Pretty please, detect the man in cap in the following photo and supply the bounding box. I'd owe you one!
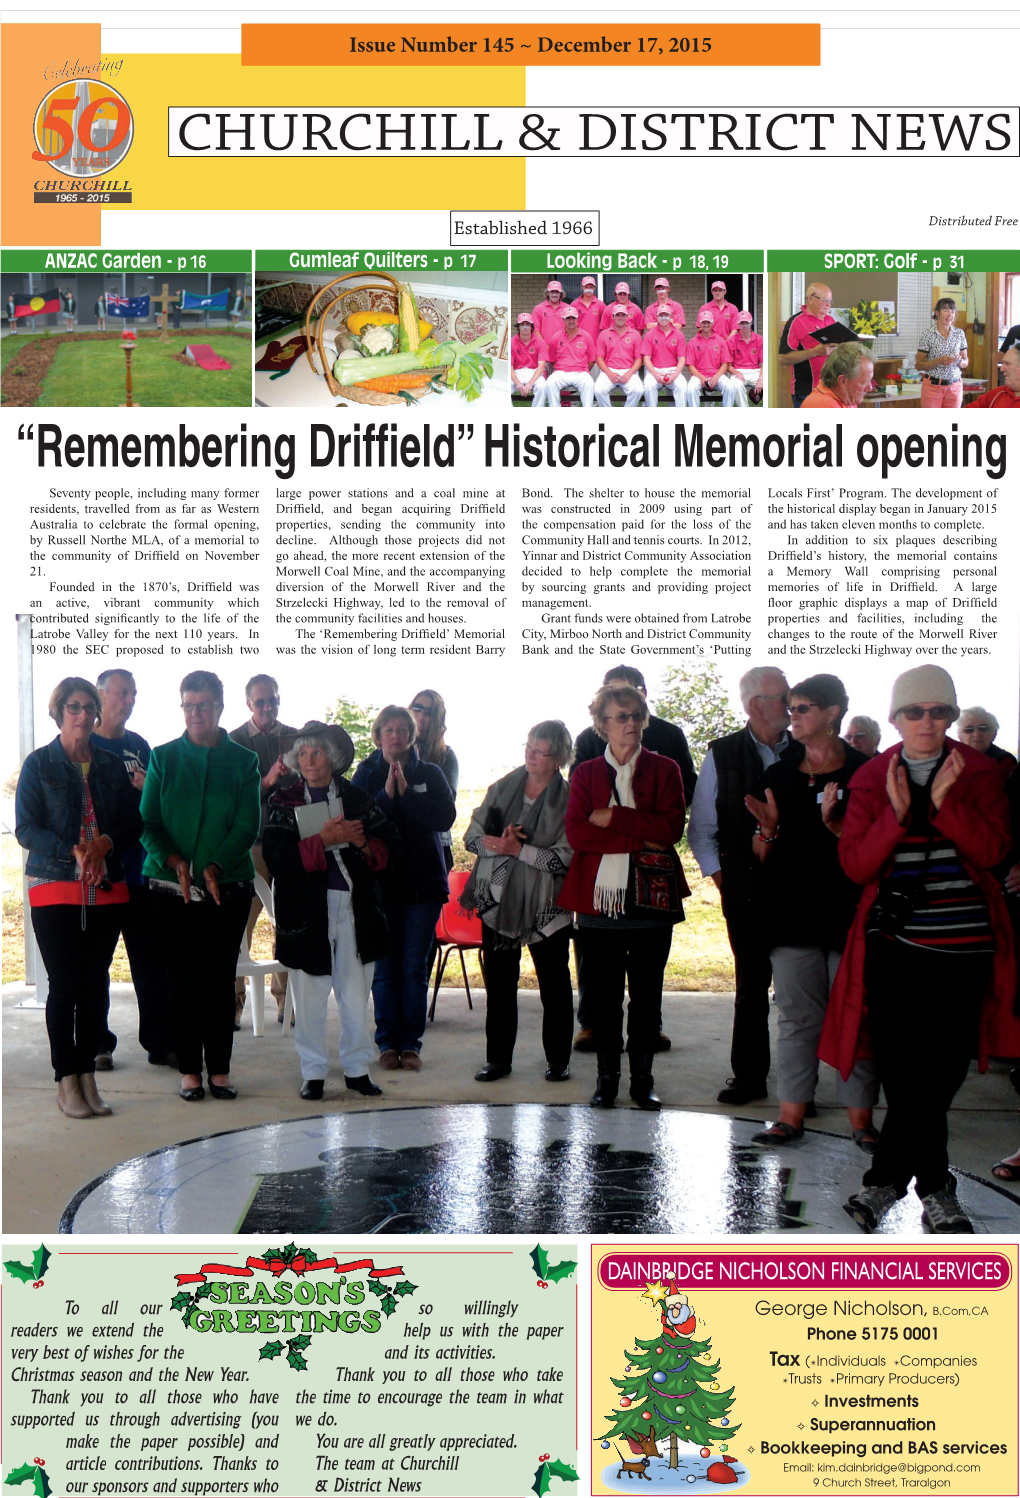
[967,346,1020,409]
[801,342,874,409]
[571,276,606,343]
[645,276,685,330]
[642,303,688,407]
[685,312,738,407]
[532,280,567,345]
[510,311,549,407]
[726,310,764,406]
[545,305,597,407]
[599,281,644,333]
[697,281,738,341]
[779,282,836,407]
[594,303,645,407]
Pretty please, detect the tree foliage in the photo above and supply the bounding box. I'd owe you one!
[325,696,377,766]
[653,662,742,769]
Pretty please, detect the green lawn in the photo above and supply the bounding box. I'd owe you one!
[34,334,251,407]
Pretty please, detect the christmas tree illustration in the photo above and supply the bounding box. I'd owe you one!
[601,1282,740,1474]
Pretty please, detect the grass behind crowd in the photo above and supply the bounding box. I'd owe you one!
[1,787,735,991]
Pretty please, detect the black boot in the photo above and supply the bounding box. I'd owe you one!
[628,1053,661,1112]
[590,1054,620,1108]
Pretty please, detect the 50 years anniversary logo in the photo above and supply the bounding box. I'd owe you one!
[31,75,133,200]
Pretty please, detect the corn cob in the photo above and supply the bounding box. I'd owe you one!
[398,283,422,353]
[348,309,432,341]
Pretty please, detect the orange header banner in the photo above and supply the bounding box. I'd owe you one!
[242,24,820,69]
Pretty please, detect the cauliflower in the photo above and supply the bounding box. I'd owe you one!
[359,323,397,356]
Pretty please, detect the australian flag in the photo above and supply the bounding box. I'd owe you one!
[107,294,150,318]
[181,288,230,311]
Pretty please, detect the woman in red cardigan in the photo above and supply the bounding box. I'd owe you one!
[558,683,688,1110]
[819,664,1018,1234]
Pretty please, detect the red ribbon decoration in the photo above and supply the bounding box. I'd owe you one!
[175,1257,404,1288]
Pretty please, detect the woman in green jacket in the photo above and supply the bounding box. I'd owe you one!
[141,671,261,1101]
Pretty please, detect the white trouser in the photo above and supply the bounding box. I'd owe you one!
[512,368,548,407]
[546,370,595,407]
[288,889,375,1079]
[730,368,761,407]
[686,373,738,408]
[643,368,688,407]
[594,369,644,407]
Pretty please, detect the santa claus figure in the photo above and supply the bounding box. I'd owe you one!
[660,1284,697,1338]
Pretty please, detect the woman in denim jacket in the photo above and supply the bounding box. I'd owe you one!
[16,677,141,1119]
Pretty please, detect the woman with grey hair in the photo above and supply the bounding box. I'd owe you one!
[958,707,1015,768]
[845,715,882,759]
[559,684,688,1109]
[262,722,400,1100]
[462,721,575,1082]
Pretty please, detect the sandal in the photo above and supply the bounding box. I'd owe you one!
[853,1127,881,1154]
[751,1121,805,1145]
[991,1158,1020,1181]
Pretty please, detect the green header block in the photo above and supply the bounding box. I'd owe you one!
[256,249,509,274]
[1,250,251,274]
[511,250,764,273]
[767,250,1019,273]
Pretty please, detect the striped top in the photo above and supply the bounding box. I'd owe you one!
[869,757,993,953]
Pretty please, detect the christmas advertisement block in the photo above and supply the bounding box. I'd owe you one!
[591,1245,1018,1497]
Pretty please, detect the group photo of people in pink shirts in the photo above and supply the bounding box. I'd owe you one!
[510,271,765,409]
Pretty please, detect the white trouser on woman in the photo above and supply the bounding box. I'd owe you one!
[643,368,688,407]
[545,369,595,406]
[686,373,738,407]
[594,369,644,407]
[288,888,375,1079]
[730,368,760,407]
[512,369,548,407]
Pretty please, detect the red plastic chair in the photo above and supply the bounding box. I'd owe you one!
[428,869,486,1021]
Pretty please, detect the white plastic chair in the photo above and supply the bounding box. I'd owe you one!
[235,873,289,1037]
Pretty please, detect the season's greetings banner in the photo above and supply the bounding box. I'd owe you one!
[2,1239,578,1498]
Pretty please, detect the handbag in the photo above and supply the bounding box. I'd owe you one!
[609,781,682,915]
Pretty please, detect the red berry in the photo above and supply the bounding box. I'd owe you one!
[700,1448,712,1458]
[642,1411,652,1420]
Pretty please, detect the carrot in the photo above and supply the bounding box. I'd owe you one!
[359,366,449,394]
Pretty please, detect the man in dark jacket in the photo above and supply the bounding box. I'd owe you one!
[687,666,790,1104]
[570,664,697,1052]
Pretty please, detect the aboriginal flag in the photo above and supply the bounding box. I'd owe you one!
[12,288,61,317]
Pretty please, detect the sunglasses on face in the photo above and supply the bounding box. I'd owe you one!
[252,697,279,709]
[65,702,97,719]
[898,705,954,722]
[789,702,820,716]
[960,724,989,733]
[604,712,643,725]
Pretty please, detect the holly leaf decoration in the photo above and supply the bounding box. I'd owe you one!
[531,1462,552,1497]
[286,1346,308,1371]
[288,1334,312,1352]
[548,1460,579,1482]
[367,1281,390,1298]
[378,1293,398,1317]
[395,1281,417,1297]
[4,1466,38,1487]
[530,1244,550,1280]
[33,1245,52,1280]
[259,1341,284,1361]
[545,1258,577,1284]
[193,1283,216,1302]
[4,1244,51,1285]
[34,1471,52,1498]
[293,1248,315,1273]
[170,1292,192,1313]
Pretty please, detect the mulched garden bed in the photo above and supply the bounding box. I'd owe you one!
[1,328,251,408]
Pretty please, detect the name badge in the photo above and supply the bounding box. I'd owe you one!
[816,788,844,805]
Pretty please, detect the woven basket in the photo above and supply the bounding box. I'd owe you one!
[302,272,406,396]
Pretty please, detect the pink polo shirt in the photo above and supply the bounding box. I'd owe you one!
[727,330,764,370]
[532,299,567,345]
[572,295,606,341]
[644,298,685,330]
[686,332,730,381]
[511,334,548,371]
[697,300,738,340]
[547,328,598,373]
[599,300,644,333]
[642,326,687,369]
[596,326,644,370]
[786,309,836,390]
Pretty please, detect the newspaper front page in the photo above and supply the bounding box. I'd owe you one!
[1,8,1018,1498]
